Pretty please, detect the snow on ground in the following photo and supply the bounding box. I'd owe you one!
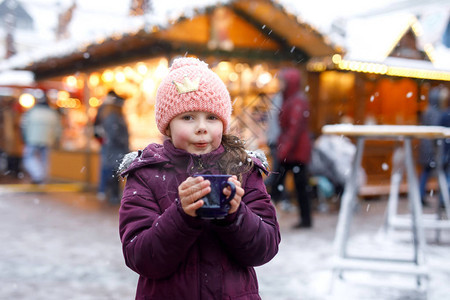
[0,188,449,299]
[256,198,450,300]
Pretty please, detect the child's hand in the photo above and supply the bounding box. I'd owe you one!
[178,176,210,217]
[224,175,244,214]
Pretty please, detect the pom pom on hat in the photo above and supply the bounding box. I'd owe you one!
[155,57,232,135]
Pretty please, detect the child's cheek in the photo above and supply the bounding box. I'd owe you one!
[213,131,223,148]
[172,128,190,146]
[178,129,191,141]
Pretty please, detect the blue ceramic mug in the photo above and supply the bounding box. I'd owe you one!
[194,174,236,219]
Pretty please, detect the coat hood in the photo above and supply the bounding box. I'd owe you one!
[119,140,269,177]
[119,139,225,177]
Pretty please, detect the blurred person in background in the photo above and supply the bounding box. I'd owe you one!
[271,68,312,229]
[96,91,129,204]
[94,90,118,199]
[265,91,291,211]
[20,90,62,184]
[418,86,447,207]
[438,86,450,209]
[1,98,24,178]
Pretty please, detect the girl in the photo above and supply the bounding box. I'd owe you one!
[119,57,280,299]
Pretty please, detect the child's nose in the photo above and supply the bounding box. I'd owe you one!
[196,118,207,133]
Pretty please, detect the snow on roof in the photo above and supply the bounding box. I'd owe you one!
[0,0,401,72]
[340,2,450,71]
[1,0,450,75]
[344,12,415,62]
[0,69,34,85]
[65,1,225,43]
[0,0,230,72]
[278,0,394,34]
[434,44,450,70]
[382,56,449,72]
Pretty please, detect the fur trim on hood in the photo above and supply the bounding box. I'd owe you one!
[117,150,141,176]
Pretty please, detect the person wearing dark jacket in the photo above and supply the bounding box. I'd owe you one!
[271,68,312,228]
[118,57,280,299]
[98,92,129,204]
[418,87,445,206]
[438,87,450,208]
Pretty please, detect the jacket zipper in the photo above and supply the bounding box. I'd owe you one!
[191,157,204,172]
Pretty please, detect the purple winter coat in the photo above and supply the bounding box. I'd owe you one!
[119,140,280,299]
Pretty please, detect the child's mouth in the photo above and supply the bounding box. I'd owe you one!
[194,143,208,148]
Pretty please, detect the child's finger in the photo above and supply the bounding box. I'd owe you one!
[179,178,210,204]
[178,176,203,192]
[185,199,204,215]
[188,184,210,203]
[228,175,241,187]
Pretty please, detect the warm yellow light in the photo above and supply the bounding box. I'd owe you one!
[241,68,254,90]
[424,43,435,62]
[72,98,81,108]
[155,59,169,78]
[88,73,100,87]
[19,93,35,108]
[56,97,81,108]
[142,78,156,95]
[65,75,78,88]
[218,61,232,72]
[235,63,245,73]
[411,16,423,36]
[102,70,114,82]
[332,54,342,64]
[257,72,272,87]
[158,57,168,67]
[115,71,126,83]
[76,78,84,89]
[137,63,148,75]
[89,97,101,107]
[124,66,135,78]
[307,62,326,72]
[335,59,450,81]
[228,72,239,82]
[58,90,70,100]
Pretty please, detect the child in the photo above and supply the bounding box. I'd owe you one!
[118,57,280,299]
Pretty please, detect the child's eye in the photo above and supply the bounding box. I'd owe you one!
[207,114,219,120]
[181,115,193,121]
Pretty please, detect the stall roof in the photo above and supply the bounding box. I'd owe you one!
[231,0,339,57]
[0,0,340,80]
[307,5,450,82]
[344,13,428,63]
[340,4,450,70]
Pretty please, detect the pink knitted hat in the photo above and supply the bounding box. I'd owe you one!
[155,57,232,135]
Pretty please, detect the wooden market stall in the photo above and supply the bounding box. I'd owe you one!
[307,14,450,187]
[14,0,339,186]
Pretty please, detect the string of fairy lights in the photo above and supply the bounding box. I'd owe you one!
[307,15,450,82]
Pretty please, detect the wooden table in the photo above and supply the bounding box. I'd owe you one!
[322,124,449,285]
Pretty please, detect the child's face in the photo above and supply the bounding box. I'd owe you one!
[166,111,223,155]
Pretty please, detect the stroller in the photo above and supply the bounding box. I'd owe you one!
[309,134,366,212]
